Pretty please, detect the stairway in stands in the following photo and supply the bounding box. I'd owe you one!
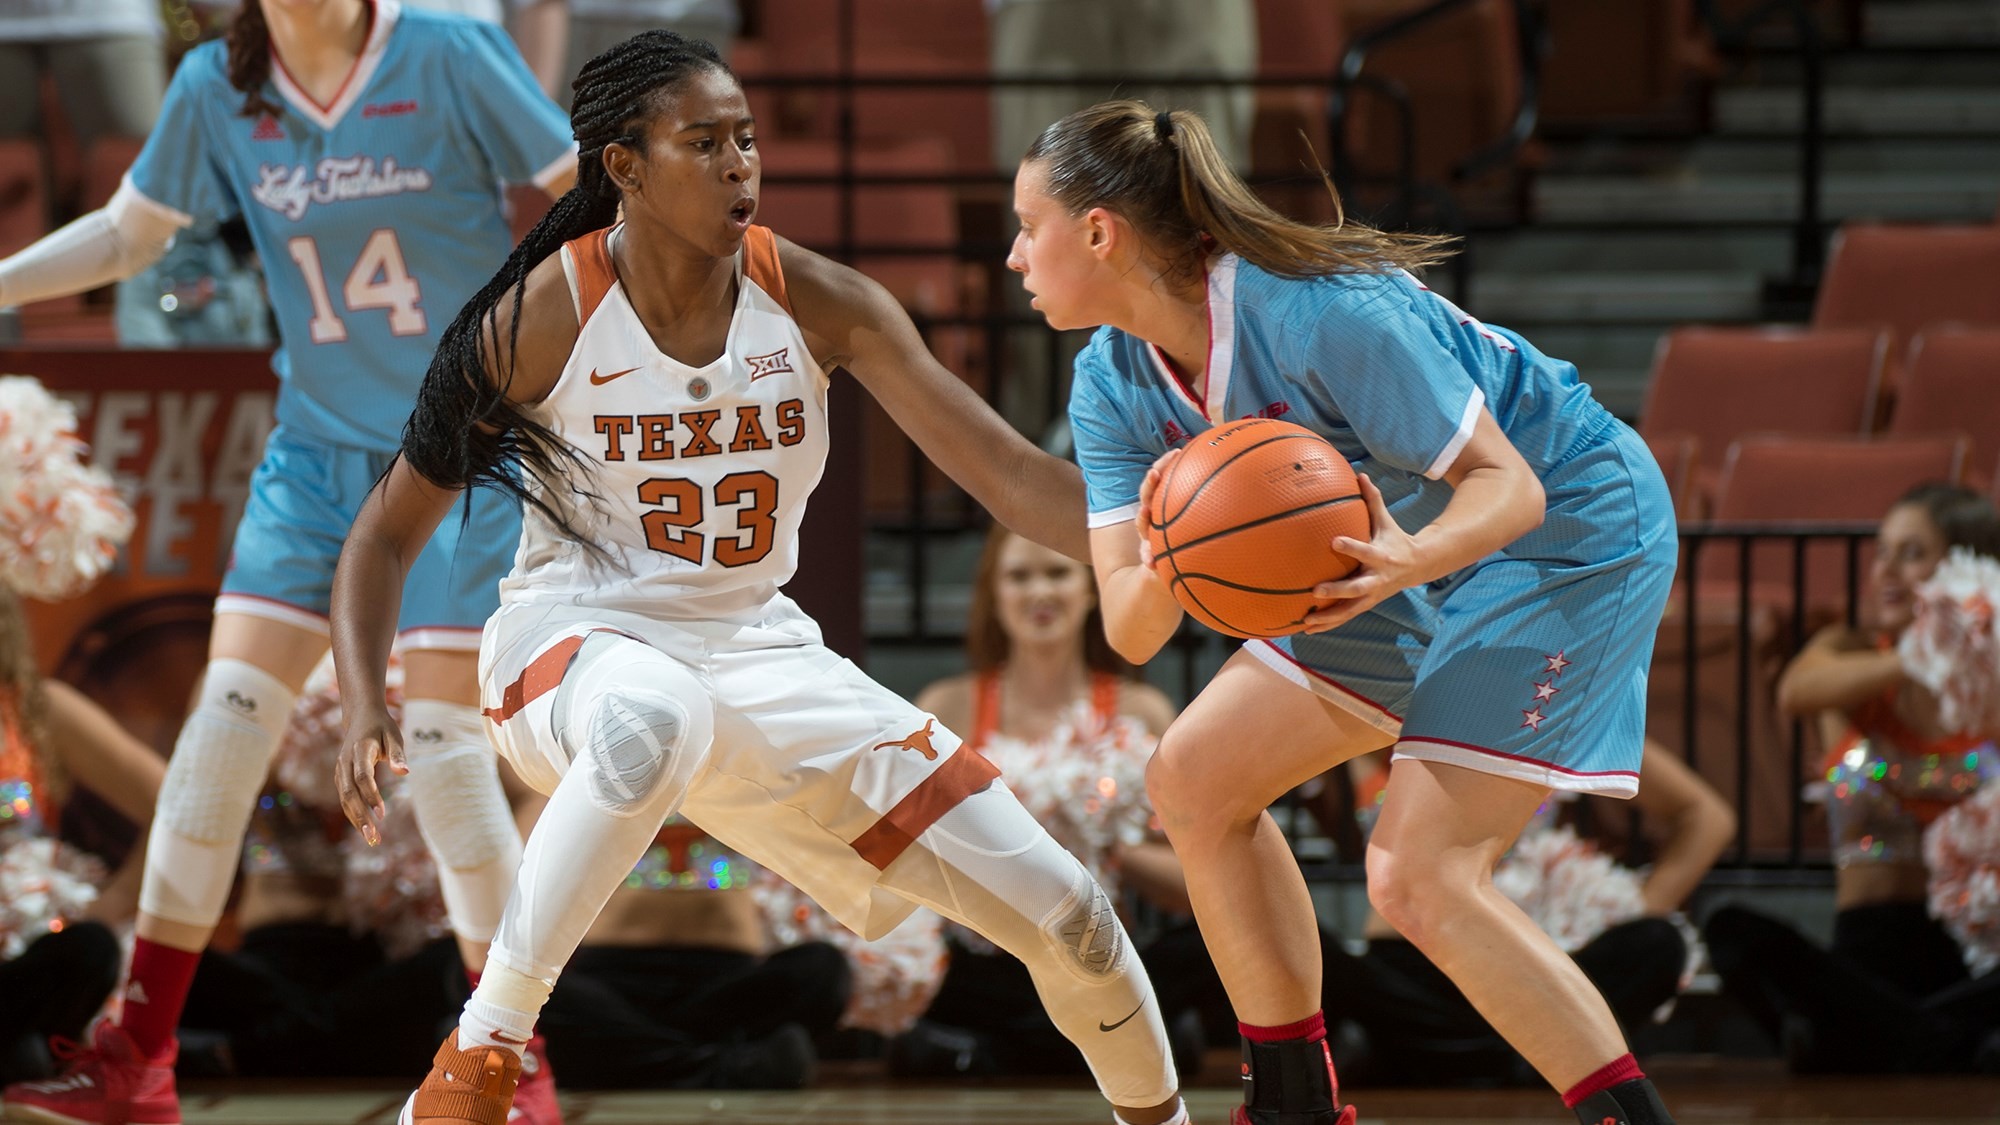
[1469,0,2000,419]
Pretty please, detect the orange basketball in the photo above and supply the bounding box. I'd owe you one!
[1143,418,1370,638]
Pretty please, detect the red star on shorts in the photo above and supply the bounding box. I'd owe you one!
[1543,651,1571,676]
[1533,680,1560,702]
[1521,708,1548,731]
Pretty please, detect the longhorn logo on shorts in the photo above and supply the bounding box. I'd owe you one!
[872,717,941,760]
[746,347,794,382]
[412,728,444,744]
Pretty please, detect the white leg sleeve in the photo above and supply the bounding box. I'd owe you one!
[485,633,714,987]
[878,782,1179,1109]
[139,659,295,929]
[400,699,523,947]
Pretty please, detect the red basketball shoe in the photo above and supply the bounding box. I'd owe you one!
[507,1034,563,1125]
[1228,1106,1357,1125]
[1,1022,180,1125]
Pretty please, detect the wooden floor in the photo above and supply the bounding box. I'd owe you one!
[158,1062,2000,1124]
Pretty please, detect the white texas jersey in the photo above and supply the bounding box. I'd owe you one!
[498,224,828,619]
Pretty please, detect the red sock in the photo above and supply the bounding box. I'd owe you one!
[121,938,201,1059]
[466,968,481,990]
[1562,1054,1644,1108]
[1238,1011,1327,1043]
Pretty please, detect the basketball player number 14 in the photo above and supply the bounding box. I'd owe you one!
[286,230,426,344]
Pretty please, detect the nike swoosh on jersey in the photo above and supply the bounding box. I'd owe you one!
[589,366,642,385]
[1099,1002,1145,1033]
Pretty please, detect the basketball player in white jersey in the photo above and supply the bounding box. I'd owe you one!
[328,31,1187,1125]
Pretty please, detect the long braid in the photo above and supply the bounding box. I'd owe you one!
[399,31,729,542]
[225,1,284,120]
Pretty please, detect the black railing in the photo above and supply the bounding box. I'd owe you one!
[1697,0,1832,290]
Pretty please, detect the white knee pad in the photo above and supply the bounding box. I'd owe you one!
[551,633,713,820]
[140,658,296,928]
[401,699,523,945]
[488,635,714,982]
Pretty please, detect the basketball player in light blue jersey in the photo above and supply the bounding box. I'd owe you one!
[1009,102,1681,1125]
[0,4,574,1122]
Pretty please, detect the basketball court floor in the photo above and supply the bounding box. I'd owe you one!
[152,1063,2000,1123]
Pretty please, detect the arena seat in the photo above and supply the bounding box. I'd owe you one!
[1335,0,1528,217]
[1812,224,2000,380]
[0,138,47,259]
[1638,326,1887,517]
[81,136,146,212]
[1643,431,1699,518]
[1250,0,1346,222]
[1706,433,1970,613]
[1538,0,1709,128]
[1886,327,2000,493]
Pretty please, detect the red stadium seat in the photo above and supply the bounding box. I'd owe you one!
[1336,0,1529,217]
[1539,0,1709,127]
[1705,433,1970,613]
[1250,0,1346,221]
[1813,224,2000,379]
[0,138,48,259]
[1643,431,1699,518]
[1888,327,2000,492]
[81,136,146,212]
[1638,326,1887,516]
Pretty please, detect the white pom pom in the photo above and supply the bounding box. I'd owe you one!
[0,376,135,600]
[1900,548,2000,738]
[1925,782,2000,976]
[1494,825,1648,952]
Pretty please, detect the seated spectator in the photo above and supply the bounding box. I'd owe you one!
[1705,483,2000,1073]
[1329,741,1734,1087]
[892,525,1206,1077]
[0,1,165,189]
[533,812,857,1091]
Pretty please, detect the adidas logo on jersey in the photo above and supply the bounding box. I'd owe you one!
[251,115,285,141]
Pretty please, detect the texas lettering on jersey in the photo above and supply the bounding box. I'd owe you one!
[592,400,807,461]
[250,155,435,221]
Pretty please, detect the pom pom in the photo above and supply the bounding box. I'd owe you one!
[0,376,135,600]
[1900,547,2000,738]
[1925,781,2000,976]
[1492,825,1647,952]
[0,836,106,959]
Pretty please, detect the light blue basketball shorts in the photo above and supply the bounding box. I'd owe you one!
[1249,423,1678,797]
[219,425,520,651]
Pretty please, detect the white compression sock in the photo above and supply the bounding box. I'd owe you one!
[459,961,549,1055]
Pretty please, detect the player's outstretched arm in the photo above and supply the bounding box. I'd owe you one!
[0,184,183,309]
[330,457,460,842]
[784,243,1091,562]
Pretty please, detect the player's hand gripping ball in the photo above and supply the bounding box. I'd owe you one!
[1142,418,1371,638]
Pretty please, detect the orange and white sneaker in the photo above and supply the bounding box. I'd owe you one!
[397,1031,523,1125]
[506,1035,563,1125]
[1,1022,181,1125]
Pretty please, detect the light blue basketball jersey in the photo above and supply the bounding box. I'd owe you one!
[127,2,574,452]
[1069,255,1620,561]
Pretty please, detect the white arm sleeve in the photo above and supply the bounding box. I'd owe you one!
[0,176,190,308]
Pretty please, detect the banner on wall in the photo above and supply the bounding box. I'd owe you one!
[0,349,277,675]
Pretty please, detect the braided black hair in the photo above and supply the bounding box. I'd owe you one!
[399,31,729,539]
